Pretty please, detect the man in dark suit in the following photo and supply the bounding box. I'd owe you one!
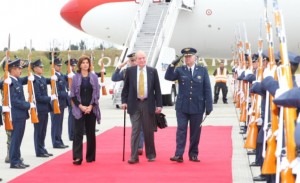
[121,50,163,164]
[165,47,213,163]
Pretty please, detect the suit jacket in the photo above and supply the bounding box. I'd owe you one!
[165,65,213,114]
[121,66,162,115]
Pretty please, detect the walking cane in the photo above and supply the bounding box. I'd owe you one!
[122,108,126,161]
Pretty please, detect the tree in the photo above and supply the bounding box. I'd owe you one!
[79,40,86,50]
[70,44,79,50]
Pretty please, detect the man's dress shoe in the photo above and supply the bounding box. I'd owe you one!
[170,156,183,163]
[249,162,260,167]
[36,154,49,158]
[247,150,256,155]
[21,163,30,167]
[53,145,65,149]
[128,159,139,164]
[189,156,200,162]
[46,153,53,156]
[253,175,267,181]
[148,158,155,162]
[10,164,26,169]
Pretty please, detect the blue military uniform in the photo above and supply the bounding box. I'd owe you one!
[0,59,30,168]
[165,48,213,161]
[32,59,53,157]
[64,59,77,141]
[50,58,69,148]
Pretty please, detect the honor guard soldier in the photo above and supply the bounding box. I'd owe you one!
[50,58,69,149]
[65,58,77,141]
[0,59,34,169]
[213,60,229,104]
[31,59,54,157]
[165,47,213,162]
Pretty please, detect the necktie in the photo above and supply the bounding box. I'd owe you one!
[189,68,192,76]
[139,68,144,98]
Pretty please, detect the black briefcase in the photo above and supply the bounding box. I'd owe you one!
[155,113,167,129]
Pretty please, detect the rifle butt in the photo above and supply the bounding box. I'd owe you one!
[280,168,295,183]
[52,100,61,114]
[102,87,107,96]
[30,108,39,123]
[240,101,247,122]
[4,113,13,130]
[244,123,258,149]
[262,135,277,174]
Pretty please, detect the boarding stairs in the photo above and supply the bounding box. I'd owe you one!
[112,0,195,108]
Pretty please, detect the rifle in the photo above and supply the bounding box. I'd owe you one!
[262,2,278,174]
[27,40,39,123]
[3,34,13,130]
[50,46,61,114]
[273,1,296,181]
[98,49,107,95]
[67,43,73,92]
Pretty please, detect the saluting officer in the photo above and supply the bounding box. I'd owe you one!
[165,47,213,162]
[0,59,34,169]
[50,58,69,149]
[32,59,55,157]
[65,58,77,141]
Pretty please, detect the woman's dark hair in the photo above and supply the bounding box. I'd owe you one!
[77,55,91,73]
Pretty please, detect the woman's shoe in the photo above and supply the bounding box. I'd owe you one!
[73,159,82,165]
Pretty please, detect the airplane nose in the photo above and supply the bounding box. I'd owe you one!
[60,0,83,31]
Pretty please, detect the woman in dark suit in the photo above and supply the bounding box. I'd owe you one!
[71,55,101,165]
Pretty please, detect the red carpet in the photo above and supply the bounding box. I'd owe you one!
[10,126,232,183]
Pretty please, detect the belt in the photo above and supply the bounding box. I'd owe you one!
[137,98,147,101]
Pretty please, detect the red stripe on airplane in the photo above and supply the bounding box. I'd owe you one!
[60,0,133,31]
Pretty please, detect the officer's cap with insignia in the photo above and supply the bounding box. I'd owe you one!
[243,73,256,83]
[31,59,44,68]
[50,58,62,66]
[276,51,300,65]
[181,47,197,56]
[237,71,245,80]
[252,54,259,62]
[273,87,300,108]
[2,59,22,70]
[127,52,135,58]
[64,58,78,66]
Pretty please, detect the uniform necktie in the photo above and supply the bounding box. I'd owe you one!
[189,68,192,76]
[139,68,144,98]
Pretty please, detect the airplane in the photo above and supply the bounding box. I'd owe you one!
[60,0,300,59]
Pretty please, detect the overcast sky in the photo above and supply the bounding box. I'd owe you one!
[0,0,106,51]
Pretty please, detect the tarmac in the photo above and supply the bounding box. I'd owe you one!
[4,74,299,182]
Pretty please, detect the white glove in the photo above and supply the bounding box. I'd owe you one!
[4,77,12,85]
[274,88,288,99]
[50,94,57,101]
[68,72,75,79]
[51,75,58,81]
[244,69,252,76]
[100,82,105,87]
[28,74,34,81]
[30,102,36,108]
[68,91,71,96]
[256,118,263,126]
[101,69,105,73]
[2,106,10,113]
